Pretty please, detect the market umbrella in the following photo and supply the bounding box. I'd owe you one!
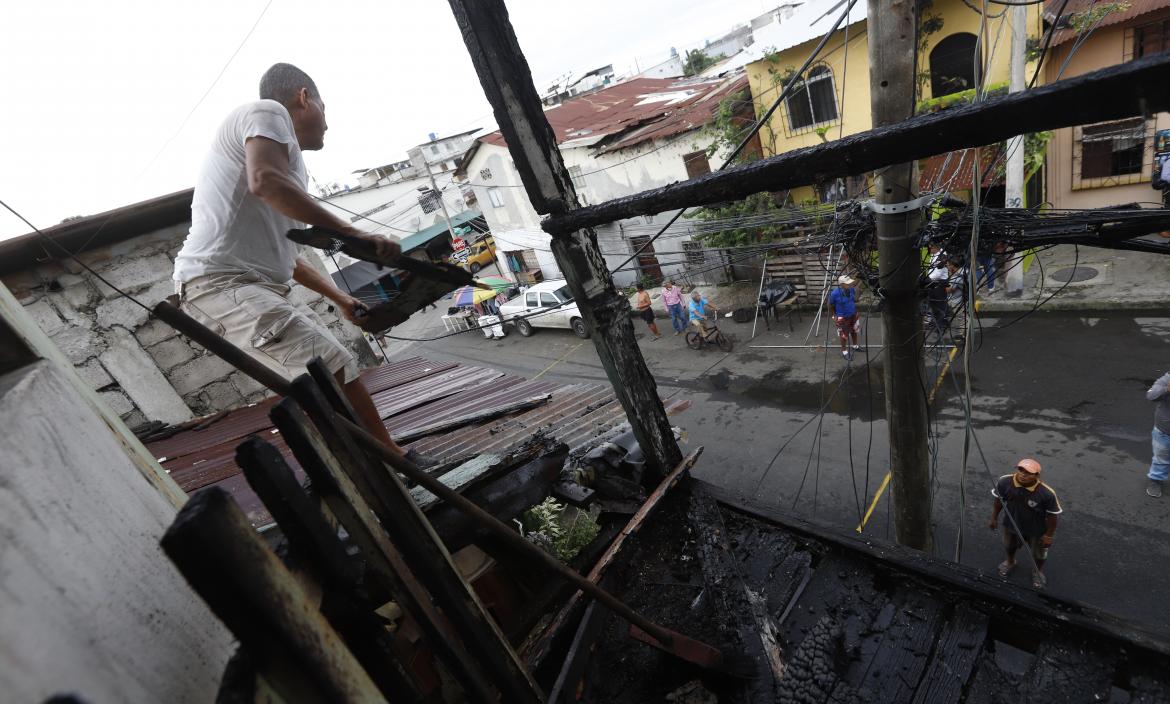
[474,275,512,292]
[453,285,499,306]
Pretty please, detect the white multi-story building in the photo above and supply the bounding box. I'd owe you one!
[456,73,750,287]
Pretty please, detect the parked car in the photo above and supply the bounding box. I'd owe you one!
[498,280,590,338]
[463,236,496,274]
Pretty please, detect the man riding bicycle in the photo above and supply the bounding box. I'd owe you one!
[688,290,717,334]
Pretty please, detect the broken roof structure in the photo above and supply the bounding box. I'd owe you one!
[457,74,750,175]
[146,355,690,529]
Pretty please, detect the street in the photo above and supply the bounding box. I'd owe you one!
[381,290,1170,634]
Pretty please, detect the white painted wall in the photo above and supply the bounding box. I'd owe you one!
[321,172,465,240]
[463,129,727,286]
[1,286,233,701]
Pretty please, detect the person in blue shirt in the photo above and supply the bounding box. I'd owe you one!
[828,274,862,360]
[688,290,716,334]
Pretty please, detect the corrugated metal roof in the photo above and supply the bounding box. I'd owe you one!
[146,355,689,529]
[1046,0,1170,47]
[476,74,750,155]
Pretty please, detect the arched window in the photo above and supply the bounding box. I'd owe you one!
[929,33,981,98]
[786,65,838,131]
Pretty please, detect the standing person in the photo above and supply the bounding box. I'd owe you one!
[989,458,1062,589]
[1144,370,1170,497]
[925,246,950,338]
[633,283,661,340]
[172,63,436,467]
[828,275,862,359]
[1154,156,1170,237]
[976,250,996,294]
[661,279,687,335]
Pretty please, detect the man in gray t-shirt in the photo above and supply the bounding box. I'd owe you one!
[172,63,432,466]
[1145,371,1170,497]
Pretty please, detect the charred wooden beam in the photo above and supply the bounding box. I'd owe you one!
[270,398,502,704]
[235,437,421,702]
[447,0,683,477]
[289,370,545,704]
[541,54,1170,236]
[160,487,385,704]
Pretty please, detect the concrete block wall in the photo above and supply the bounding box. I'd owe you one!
[2,222,379,429]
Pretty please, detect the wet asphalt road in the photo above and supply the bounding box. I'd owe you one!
[382,301,1170,634]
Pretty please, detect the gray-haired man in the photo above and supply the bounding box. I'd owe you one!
[172,63,432,465]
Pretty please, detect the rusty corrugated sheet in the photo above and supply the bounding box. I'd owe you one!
[371,365,505,419]
[1048,0,1170,47]
[147,356,690,529]
[477,75,749,154]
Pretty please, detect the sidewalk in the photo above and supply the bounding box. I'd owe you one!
[979,244,1170,313]
[648,244,1170,316]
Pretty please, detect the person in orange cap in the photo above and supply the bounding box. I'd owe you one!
[989,458,1063,589]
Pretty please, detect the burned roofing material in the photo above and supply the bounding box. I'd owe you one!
[146,355,690,528]
[472,75,750,156]
[570,480,1170,703]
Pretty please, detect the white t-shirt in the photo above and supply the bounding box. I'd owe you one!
[173,100,307,284]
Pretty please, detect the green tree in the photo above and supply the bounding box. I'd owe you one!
[683,48,722,77]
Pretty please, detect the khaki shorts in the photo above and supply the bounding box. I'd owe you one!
[177,272,358,385]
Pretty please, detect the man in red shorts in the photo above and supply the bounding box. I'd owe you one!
[828,275,862,360]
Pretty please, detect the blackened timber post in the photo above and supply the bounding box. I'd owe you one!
[446,0,683,474]
[867,0,932,551]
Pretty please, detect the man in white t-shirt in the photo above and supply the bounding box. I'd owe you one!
[173,63,431,465]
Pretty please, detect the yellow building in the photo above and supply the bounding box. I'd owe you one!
[1043,0,1170,210]
[742,0,1042,203]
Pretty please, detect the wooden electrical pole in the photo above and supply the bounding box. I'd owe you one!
[446,0,683,476]
[867,0,932,551]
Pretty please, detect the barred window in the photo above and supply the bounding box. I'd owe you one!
[1072,117,1154,190]
[418,188,442,213]
[786,65,838,131]
[1134,19,1170,59]
[683,241,705,266]
[568,165,587,189]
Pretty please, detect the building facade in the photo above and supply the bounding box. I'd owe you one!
[1044,0,1170,210]
[743,0,1042,202]
[457,75,750,287]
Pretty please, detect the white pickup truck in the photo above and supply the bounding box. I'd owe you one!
[497,280,590,338]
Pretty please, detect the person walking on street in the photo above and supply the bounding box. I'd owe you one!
[172,63,437,468]
[1144,370,1170,497]
[989,458,1062,589]
[828,274,862,360]
[661,279,687,335]
[633,283,661,340]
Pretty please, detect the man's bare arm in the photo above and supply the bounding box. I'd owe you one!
[293,257,365,323]
[245,136,400,262]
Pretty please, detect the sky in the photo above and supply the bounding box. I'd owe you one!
[0,0,776,239]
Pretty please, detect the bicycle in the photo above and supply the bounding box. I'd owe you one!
[685,318,733,352]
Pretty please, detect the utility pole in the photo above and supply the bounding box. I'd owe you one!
[425,154,459,246]
[867,0,932,551]
[1004,3,1028,297]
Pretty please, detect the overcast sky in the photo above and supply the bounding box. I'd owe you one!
[0,0,775,239]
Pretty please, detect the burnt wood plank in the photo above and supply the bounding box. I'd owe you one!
[701,480,1170,660]
[853,589,944,703]
[235,437,421,702]
[271,398,500,704]
[290,370,544,704]
[910,603,989,704]
[160,487,385,704]
[541,54,1170,236]
[547,601,612,704]
[690,490,783,701]
[1019,640,1118,704]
